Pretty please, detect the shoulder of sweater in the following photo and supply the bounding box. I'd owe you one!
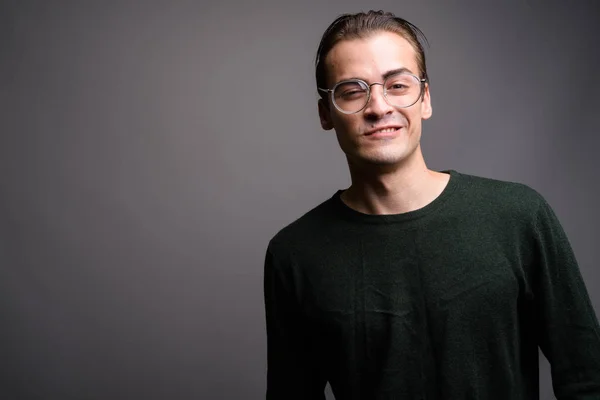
[267,192,338,253]
[454,170,547,216]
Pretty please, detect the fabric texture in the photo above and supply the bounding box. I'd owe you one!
[264,170,600,399]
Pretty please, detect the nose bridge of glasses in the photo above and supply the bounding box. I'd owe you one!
[368,81,385,91]
[366,81,391,107]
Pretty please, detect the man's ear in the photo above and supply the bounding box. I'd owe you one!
[420,84,433,120]
[318,99,334,130]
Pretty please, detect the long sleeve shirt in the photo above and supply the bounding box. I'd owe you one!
[263,170,600,399]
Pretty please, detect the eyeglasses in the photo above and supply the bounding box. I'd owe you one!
[318,72,427,114]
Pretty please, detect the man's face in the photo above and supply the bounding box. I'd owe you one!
[318,31,432,167]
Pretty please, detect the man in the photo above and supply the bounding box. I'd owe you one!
[263,10,600,399]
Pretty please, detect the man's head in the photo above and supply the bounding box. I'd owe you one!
[315,11,432,168]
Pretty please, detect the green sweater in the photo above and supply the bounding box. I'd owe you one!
[263,170,600,399]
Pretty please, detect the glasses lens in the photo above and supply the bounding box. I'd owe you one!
[384,73,422,108]
[333,81,369,113]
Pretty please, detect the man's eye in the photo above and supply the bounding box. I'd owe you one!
[342,90,365,97]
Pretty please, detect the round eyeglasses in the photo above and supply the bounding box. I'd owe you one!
[318,72,427,115]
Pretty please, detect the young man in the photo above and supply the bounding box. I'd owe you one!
[263,10,600,399]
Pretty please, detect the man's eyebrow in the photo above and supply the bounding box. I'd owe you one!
[382,67,414,80]
[339,67,415,83]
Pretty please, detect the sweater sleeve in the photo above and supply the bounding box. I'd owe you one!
[263,245,327,400]
[532,196,600,399]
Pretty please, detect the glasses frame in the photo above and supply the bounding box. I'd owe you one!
[318,72,428,115]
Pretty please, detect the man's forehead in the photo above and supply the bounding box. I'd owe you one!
[325,32,419,82]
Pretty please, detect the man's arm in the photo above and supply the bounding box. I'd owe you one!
[532,196,600,398]
[263,245,327,400]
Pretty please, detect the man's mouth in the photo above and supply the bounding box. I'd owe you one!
[365,126,402,135]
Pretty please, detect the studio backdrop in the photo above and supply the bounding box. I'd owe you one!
[1,0,599,399]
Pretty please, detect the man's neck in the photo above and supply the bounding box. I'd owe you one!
[341,151,450,215]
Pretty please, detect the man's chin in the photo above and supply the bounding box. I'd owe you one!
[347,143,422,168]
[347,153,408,168]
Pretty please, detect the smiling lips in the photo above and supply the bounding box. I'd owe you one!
[364,126,402,137]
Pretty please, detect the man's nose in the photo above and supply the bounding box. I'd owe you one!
[364,84,394,116]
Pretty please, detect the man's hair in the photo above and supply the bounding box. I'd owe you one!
[315,10,430,101]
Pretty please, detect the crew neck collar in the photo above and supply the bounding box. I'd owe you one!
[331,169,461,224]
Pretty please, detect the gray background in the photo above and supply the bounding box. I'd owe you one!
[1,0,599,399]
